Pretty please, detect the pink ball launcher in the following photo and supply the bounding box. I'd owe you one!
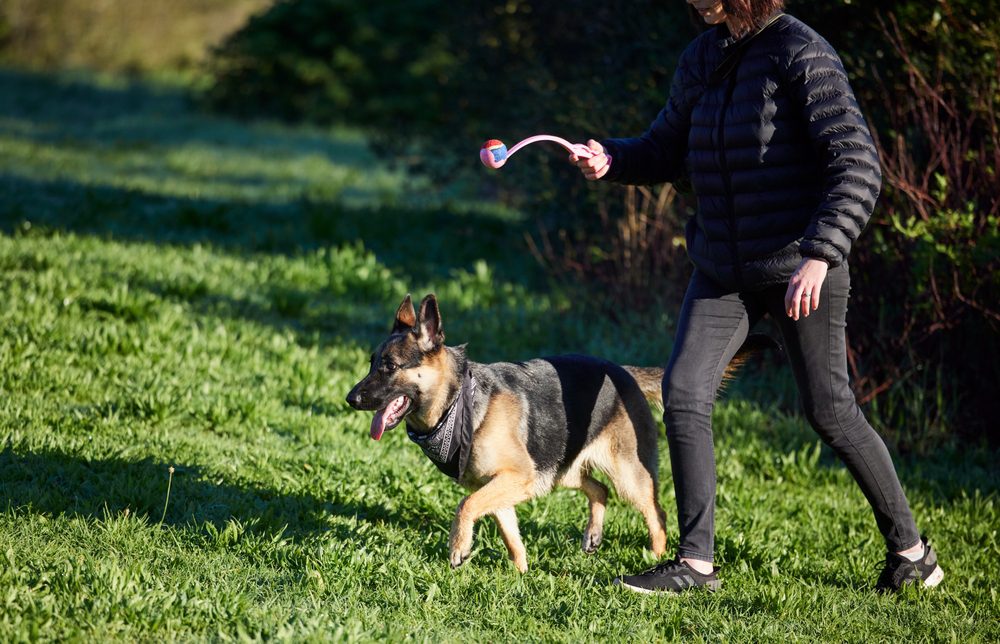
[480,135,597,169]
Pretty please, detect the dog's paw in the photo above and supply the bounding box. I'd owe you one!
[582,530,603,554]
[449,545,473,569]
[448,522,473,569]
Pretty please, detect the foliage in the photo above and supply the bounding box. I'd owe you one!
[206,0,457,130]
[792,0,1000,448]
[1,70,999,641]
[527,183,692,311]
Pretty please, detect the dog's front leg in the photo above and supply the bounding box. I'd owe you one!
[448,471,533,570]
[492,507,527,572]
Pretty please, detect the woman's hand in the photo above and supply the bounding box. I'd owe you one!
[785,258,829,320]
[569,139,612,181]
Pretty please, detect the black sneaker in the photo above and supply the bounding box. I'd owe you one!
[875,536,944,593]
[614,558,721,594]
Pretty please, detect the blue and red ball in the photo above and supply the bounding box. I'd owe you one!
[480,139,508,168]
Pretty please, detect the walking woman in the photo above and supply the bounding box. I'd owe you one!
[571,0,943,593]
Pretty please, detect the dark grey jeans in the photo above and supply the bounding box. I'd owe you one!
[664,264,921,562]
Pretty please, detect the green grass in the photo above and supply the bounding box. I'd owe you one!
[0,0,269,77]
[0,68,998,642]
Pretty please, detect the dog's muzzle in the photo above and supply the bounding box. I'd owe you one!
[346,386,366,410]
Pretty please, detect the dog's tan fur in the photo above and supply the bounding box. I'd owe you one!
[400,346,452,431]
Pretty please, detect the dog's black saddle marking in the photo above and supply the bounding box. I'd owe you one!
[407,368,476,480]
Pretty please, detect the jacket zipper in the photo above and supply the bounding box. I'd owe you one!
[717,69,743,289]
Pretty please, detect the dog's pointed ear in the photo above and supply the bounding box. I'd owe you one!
[416,294,444,351]
[392,294,417,334]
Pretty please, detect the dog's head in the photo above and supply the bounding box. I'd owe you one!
[346,293,450,440]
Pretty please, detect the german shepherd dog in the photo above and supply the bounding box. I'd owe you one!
[347,294,759,572]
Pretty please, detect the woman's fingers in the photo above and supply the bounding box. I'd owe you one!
[785,258,829,320]
[784,276,812,320]
[789,281,814,320]
[587,156,611,180]
[575,154,610,180]
[801,285,812,318]
[570,139,610,180]
[784,280,796,316]
[585,139,610,179]
[786,281,803,320]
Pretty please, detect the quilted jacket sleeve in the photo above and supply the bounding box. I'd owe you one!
[784,37,882,267]
[599,40,704,186]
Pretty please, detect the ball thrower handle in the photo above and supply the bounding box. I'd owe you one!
[506,135,596,159]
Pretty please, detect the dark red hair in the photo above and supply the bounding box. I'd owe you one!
[721,0,786,28]
[687,1,785,33]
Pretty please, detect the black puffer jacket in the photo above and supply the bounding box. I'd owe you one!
[601,13,881,290]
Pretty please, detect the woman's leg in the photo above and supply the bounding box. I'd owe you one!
[663,271,760,563]
[765,264,921,551]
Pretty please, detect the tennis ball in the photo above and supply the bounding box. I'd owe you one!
[480,139,508,168]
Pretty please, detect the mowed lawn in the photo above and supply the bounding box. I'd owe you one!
[0,69,997,641]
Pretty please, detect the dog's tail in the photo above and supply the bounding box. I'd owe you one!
[625,333,781,408]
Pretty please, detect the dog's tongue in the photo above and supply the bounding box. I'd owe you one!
[370,408,389,441]
[370,395,407,441]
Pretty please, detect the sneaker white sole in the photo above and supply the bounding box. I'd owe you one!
[924,565,944,588]
[613,578,721,594]
[615,580,660,595]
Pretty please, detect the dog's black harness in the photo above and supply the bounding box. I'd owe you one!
[406,368,476,480]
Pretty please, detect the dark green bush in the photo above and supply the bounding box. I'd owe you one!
[207,0,691,195]
[206,0,458,127]
[0,15,9,51]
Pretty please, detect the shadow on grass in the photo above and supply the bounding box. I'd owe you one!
[0,444,420,546]
[0,174,534,290]
[0,443,614,569]
[0,169,550,360]
[0,67,537,288]
[0,68,372,165]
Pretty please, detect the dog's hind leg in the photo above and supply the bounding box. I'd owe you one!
[619,463,667,557]
[607,458,668,557]
[595,406,668,557]
[492,507,528,572]
[577,474,609,553]
[450,472,534,570]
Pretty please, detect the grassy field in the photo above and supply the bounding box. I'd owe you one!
[1,0,269,76]
[0,68,997,641]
